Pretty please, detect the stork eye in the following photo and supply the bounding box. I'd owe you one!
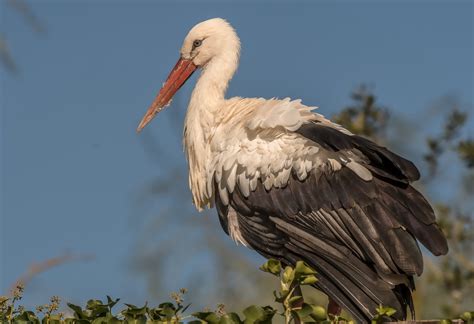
[193,39,202,48]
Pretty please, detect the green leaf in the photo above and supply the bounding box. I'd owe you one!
[294,261,316,278]
[461,312,473,321]
[374,305,396,317]
[148,303,178,321]
[3,305,13,319]
[157,302,175,310]
[242,305,275,324]
[121,303,148,320]
[219,313,242,324]
[13,311,40,324]
[106,296,120,311]
[439,320,452,324]
[310,305,327,321]
[294,303,313,318]
[288,296,303,308]
[243,305,264,322]
[300,274,318,285]
[123,319,146,324]
[282,266,294,285]
[147,308,163,321]
[0,297,9,308]
[332,315,350,322]
[91,314,122,324]
[385,308,396,317]
[86,300,103,309]
[42,314,63,324]
[63,319,73,324]
[158,305,176,320]
[67,303,89,320]
[259,260,281,276]
[192,311,220,324]
[89,306,109,318]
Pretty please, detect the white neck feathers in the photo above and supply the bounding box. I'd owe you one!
[183,49,239,210]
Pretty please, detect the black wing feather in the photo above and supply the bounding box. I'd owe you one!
[297,122,420,183]
[214,122,448,323]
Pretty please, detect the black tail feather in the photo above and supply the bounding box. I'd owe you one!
[284,244,410,323]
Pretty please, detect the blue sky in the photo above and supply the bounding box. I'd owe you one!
[1,0,473,310]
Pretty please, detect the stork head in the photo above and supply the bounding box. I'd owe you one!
[181,18,240,67]
[137,18,240,132]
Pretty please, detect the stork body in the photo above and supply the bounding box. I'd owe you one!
[138,18,448,323]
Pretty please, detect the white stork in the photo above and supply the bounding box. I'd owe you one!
[137,18,448,323]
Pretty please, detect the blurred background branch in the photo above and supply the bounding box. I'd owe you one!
[1,0,45,74]
[6,0,45,33]
[8,253,93,296]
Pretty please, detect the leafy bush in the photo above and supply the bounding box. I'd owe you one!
[0,261,330,324]
[2,260,472,323]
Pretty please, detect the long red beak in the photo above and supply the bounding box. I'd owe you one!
[137,58,197,132]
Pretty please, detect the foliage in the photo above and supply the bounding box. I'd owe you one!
[423,108,474,175]
[460,312,474,323]
[427,205,474,317]
[2,263,472,323]
[415,103,473,318]
[371,306,397,324]
[332,86,389,140]
[0,284,27,323]
[259,259,329,324]
[0,262,326,324]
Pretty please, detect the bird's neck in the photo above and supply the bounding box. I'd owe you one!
[190,54,238,112]
[184,55,238,210]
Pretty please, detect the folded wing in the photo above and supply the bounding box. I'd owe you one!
[213,117,448,322]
